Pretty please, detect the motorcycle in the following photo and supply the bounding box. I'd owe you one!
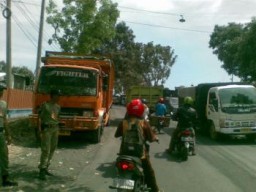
[174,127,195,161]
[109,143,153,192]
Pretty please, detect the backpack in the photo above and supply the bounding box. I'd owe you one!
[120,119,145,158]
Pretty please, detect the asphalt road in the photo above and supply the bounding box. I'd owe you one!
[3,105,256,192]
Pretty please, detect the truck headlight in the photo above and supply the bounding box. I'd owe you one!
[83,111,93,117]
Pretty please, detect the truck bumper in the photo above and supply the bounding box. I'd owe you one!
[29,114,101,136]
[219,127,256,135]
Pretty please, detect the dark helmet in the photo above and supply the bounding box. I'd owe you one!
[159,97,164,103]
[184,96,194,106]
[127,99,145,118]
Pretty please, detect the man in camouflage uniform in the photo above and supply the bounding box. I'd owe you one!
[0,86,18,187]
[38,90,61,180]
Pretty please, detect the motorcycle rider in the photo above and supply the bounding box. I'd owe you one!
[154,97,167,133]
[155,97,167,116]
[115,99,161,192]
[167,96,197,155]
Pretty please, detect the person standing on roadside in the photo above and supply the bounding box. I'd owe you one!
[0,86,18,187]
[38,90,61,180]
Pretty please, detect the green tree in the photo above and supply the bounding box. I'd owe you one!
[46,0,119,53]
[209,18,256,82]
[236,19,256,81]
[97,22,177,92]
[96,22,142,93]
[139,42,177,86]
[46,1,177,92]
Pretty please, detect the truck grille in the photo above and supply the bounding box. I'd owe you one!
[60,108,91,117]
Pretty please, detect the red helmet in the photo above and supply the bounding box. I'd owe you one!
[127,99,145,118]
[159,97,164,103]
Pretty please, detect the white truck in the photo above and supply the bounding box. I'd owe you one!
[178,83,256,140]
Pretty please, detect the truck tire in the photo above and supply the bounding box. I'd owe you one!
[246,134,256,142]
[91,127,101,143]
[209,123,219,140]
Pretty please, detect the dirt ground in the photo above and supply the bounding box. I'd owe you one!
[1,117,101,192]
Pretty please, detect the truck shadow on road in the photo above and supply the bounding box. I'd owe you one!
[196,134,256,146]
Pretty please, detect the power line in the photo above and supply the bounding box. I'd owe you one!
[118,6,181,16]
[13,1,59,51]
[121,20,211,34]
[12,0,40,7]
[12,14,38,48]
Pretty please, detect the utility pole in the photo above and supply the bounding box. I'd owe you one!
[6,0,12,88]
[35,0,46,77]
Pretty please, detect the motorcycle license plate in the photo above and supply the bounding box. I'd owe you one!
[181,137,193,142]
[112,178,135,190]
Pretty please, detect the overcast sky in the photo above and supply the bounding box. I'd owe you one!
[1,0,256,89]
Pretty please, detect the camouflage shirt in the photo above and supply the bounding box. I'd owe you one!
[0,100,7,128]
[39,102,60,125]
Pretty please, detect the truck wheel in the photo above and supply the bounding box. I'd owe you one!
[91,127,101,143]
[246,134,256,142]
[209,123,219,140]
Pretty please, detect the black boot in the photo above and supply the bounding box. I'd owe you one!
[38,169,46,180]
[2,175,18,187]
[45,169,54,176]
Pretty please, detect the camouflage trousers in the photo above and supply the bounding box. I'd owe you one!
[0,133,9,176]
[38,126,59,170]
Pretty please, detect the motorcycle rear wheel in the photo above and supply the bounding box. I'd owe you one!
[181,147,188,161]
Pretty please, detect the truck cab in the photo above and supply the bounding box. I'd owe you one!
[30,51,114,143]
[207,85,256,139]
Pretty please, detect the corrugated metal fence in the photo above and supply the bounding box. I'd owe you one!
[2,89,33,118]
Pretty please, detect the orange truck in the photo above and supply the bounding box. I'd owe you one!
[30,51,114,143]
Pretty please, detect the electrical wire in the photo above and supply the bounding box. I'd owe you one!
[13,1,59,51]
[121,20,211,34]
[12,14,38,48]
[118,6,181,16]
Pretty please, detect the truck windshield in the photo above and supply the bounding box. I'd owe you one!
[37,67,98,96]
[219,87,256,113]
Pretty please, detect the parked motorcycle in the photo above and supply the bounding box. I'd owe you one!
[174,127,195,161]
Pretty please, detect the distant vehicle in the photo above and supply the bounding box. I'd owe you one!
[113,94,121,105]
[126,86,163,113]
[120,94,126,105]
[170,97,179,113]
[178,82,256,140]
[30,51,114,143]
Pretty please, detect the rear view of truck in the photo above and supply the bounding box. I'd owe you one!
[30,51,114,143]
[126,86,163,113]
